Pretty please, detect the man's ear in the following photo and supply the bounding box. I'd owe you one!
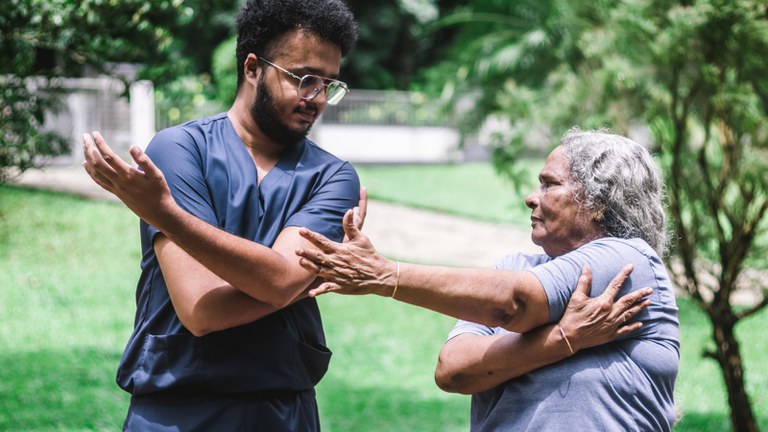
[243,53,261,81]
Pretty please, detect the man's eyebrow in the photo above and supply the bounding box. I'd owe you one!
[293,65,340,79]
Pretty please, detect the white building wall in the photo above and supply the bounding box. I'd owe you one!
[313,124,462,164]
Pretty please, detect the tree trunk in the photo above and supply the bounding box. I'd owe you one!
[709,306,759,432]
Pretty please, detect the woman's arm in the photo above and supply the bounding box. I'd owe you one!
[297,210,550,332]
[435,266,652,394]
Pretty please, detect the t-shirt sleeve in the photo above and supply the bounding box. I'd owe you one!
[529,240,645,324]
[284,162,360,242]
[446,253,549,341]
[143,127,217,242]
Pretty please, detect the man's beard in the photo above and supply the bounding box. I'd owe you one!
[251,75,314,147]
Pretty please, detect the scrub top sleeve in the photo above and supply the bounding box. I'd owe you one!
[286,162,360,242]
[143,128,217,242]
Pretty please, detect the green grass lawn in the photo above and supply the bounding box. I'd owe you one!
[355,162,540,226]
[1,173,766,431]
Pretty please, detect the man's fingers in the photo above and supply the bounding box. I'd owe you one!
[81,161,115,193]
[83,133,112,171]
[602,264,634,300]
[129,146,161,180]
[91,131,131,173]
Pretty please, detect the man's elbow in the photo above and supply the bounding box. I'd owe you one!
[180,316,214,337]
[241,276,305,310]
[175,305,223,337]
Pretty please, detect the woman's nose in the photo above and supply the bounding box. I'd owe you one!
[524,191,537,209]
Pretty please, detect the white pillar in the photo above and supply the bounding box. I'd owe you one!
[130,80,155,150]
[68,92,88,161]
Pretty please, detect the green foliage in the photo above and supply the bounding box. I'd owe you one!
[355,162,538,225]
[211,35,238,106]
[342,0,461,90]
[0,77,69,183]
[0,0,247,171]
[0,0,195,182]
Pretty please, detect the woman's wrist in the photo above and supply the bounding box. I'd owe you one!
[389,261,401,298]
[555,324,576,356]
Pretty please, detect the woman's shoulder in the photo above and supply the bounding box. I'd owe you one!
[495,252,551,271]
[584,237,658,260]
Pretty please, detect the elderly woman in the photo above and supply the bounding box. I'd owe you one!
[296,128,679,431]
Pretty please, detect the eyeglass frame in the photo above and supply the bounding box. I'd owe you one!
[257,57,349,105]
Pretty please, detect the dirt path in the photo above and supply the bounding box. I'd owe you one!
[12,165,541,267]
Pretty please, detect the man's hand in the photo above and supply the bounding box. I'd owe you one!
[82,132,177,229]
[558,265,652,353]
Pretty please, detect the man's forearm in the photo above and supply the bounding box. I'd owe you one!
[155,203,310,308]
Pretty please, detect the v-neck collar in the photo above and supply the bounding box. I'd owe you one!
[222,115,306,191]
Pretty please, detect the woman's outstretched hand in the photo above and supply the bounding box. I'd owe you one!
[297,209,397,297]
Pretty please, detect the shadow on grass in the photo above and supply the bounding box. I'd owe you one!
[0,347,129,431]
[317,375,469,432]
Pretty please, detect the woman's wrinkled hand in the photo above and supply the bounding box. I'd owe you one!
[296,209,397,297]
[558,264,652,353]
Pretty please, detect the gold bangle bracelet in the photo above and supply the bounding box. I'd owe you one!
[391,261,400,298]
[557,324,575,355]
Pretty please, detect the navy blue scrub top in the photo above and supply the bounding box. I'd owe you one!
[116,112,360,396]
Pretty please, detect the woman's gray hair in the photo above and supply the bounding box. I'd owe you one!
[560,127,669,254]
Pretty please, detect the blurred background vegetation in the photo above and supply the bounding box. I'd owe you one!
[2,0,767,431]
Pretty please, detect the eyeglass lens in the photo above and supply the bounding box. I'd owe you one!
[298,76,347,105]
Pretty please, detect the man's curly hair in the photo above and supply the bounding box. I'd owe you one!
[235,0,358,89]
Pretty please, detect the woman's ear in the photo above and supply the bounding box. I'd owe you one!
[593,207,605,222]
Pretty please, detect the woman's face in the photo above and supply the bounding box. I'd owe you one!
[525,146,604,257]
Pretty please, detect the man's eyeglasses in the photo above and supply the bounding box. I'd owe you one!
[258,57,349,106]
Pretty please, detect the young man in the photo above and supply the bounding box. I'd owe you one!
[82,1,361,430]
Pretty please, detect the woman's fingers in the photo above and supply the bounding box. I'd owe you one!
[354,186,368,231]
[342,209,362,242]
[298,227,337,252]
[574,265,593,297]
[308,282,340,297]
[602,264,634,301]
[298,256,322,274]
[615,288,652,329]
[616,298,651,334]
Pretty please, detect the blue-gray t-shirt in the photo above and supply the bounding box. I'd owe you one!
[116,112,360,396]
[448,238,679,431]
